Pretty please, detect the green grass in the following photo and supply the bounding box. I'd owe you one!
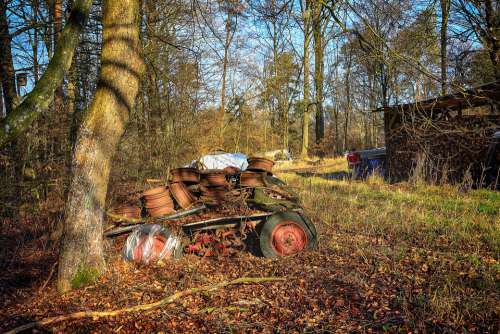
[277,158,500,330]
[279,160,499,256]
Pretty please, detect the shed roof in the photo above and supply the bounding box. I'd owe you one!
[374,81,500,114]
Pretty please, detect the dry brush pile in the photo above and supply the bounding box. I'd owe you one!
[386,112,499,183]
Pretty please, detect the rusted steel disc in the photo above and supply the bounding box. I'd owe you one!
[247,157,274,173]
[199,185,228,204]
[143,188,172,209]
[187,184,201,197]
[200,169,228,187]
[223,166,241,175]
[270,220,308,256]
[112,205,141,219]
[145,194,173,209]
[169,182,196,208]
[142,186,168,198]
[144,188,171,200]
[239,171,265,187]
[170,168,200,184]
[148,205,175,217]
[200,186,228,196]
[143,191,170,201]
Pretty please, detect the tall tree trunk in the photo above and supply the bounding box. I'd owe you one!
[44,0,54,57]
[54,0,64,112]
[331,49,340,155]
[0,1,17,115]
[482,0,500,80]
[272,20,284,150]
[343,51,352,152]
[312,0,324,145]
[219,15,231,147]
[368,72,377,147]
[57,0,144,292]
[333,105,339,153]
[33,0,39,82]
[0,0,92,148]
[283,92,289,151]
[0,84,3,116]
[68,53,79,148]
[300,1,311,160]
[440,0,450,95]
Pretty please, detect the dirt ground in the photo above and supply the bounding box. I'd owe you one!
[0,225,425,334]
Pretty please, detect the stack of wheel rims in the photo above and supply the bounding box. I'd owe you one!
[142,186,174,217]
[199,185,228,204]
[199,169,229,204]
[169,182,197,208]
[168,168,199,209]
[239,171,265,187]
[112,204,141,219]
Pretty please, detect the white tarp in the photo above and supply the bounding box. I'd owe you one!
[189,153,249,170]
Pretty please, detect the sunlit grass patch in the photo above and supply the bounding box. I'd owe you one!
[276,158,499,330]
[281,171,499,255]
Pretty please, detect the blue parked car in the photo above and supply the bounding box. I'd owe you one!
[483,131,500,189]
[346,147,386,180]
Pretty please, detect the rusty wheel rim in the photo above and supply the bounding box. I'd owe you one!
[170,168,200,183]
[270,220,308,256]
[239,171,264,187]
[169,182,196,208]
[200,170,227,187]
[247,157,274,173]
[143,186,167,197]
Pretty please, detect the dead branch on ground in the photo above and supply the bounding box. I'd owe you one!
[4,277,284,334]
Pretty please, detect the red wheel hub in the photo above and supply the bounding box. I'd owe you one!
[133,235,167,263]
[270,221,308,256]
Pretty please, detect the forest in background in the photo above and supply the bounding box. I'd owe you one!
[2,0,498,183]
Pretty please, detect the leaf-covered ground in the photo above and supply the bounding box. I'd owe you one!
[1,158,499,333]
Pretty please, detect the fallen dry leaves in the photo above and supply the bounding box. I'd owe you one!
[0,176,498,333]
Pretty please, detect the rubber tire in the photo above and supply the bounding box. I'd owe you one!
[259,211,317,258]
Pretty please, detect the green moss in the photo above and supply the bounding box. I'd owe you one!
[70,267,100,289]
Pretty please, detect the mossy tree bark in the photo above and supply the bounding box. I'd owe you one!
[57,0,144,293]
[53,0,64,114]
[0,0,92,148]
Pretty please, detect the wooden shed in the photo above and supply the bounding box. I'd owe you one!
[376,81,500,182]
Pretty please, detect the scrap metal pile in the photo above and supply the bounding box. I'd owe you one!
[107,156,318,264]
